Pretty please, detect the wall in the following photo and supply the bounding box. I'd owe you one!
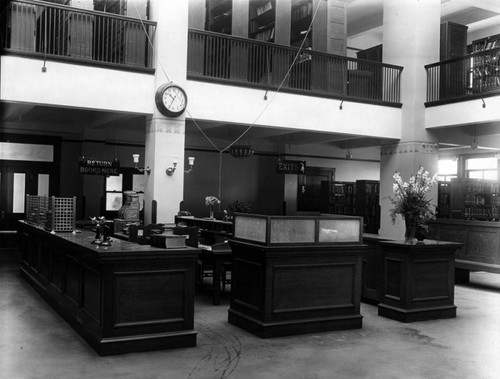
[0,57,154,114]
[182,150,285,218]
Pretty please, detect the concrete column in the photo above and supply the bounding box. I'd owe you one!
[143,0,189,224]
[378,0,441,239]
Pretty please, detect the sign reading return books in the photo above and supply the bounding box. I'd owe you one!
[79,159,120,176]
[276,159,306,174]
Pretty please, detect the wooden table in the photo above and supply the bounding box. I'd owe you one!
[18,221,199,355]
[378,239,462,323]
[198,242,232,305]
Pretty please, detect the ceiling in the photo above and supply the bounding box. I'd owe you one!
[2,0,500,155]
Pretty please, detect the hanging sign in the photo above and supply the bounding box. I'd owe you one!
[79,159,120,176]
[276,159,306,174]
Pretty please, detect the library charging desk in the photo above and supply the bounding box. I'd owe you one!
[228,213,366,338]
[18,221,199,356]
[378,239,462,323]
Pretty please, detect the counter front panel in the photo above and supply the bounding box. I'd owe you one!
[18,221,199,356]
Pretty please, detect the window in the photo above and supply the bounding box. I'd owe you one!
[104,169,146,213]
[438,159,458,182]
[466,157,498,180]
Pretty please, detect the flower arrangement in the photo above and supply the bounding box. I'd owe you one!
[389,166,438,236]
[205,196,220,206]
[205,196,220,219]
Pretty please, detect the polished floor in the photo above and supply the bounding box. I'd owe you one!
[1,250,500,379]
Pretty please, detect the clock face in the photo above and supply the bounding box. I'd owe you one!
[155,84,187,117]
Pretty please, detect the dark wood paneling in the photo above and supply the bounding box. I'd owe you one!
[228,240,364,338]
[378,240,460,323]
[18,221,199,355]
[113,269,186,326]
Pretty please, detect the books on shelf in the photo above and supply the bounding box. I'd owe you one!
[256,1,273,16]
[254,27,274,41]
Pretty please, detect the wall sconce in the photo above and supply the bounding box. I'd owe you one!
[166,156,195,175]
[132,154,150,174]
[185,156,195,174]
[166,155,179,176]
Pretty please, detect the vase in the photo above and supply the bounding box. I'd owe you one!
[118,191,140,222]
[209,205,214,219]
[404,214,417,242]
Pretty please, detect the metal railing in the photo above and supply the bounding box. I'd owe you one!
[188,29,403,106]
[1,0,156,70]
[425,48,500,105]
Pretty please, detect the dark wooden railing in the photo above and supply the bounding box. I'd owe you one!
[1,0,156,70]
[425,48,500,105]
[188,29,403,107]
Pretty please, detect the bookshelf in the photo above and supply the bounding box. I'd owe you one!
[470,34,500,93]
[249,0,275,42]
[436,181,451,218]
[449,178,500,220]
[206,0,233,34]
[321,181,355,215]
[355,180,380,234]
[289,0,313,89]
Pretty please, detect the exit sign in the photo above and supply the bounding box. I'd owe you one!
[276,160,306,174]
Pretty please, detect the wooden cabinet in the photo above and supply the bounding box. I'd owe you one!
[321,181,355,215]
[440,22,468,98]
[440,21,468,60]
[350,44,383,99]
[355,180,380,234]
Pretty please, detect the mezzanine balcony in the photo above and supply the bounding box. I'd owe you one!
[1,0,156,72]
[187,29,403,108]
[425,48,500,106]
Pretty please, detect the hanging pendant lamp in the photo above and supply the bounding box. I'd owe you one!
[230,145,254,158]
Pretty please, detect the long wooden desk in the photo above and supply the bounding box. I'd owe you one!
[18,221,199,356]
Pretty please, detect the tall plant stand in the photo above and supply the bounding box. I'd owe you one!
[378,239,462,323]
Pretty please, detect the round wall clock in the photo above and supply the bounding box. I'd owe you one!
[155,83,188,117]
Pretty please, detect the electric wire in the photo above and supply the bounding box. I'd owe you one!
[133,1,322,199]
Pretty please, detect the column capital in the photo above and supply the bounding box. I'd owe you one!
[381,141,439,156]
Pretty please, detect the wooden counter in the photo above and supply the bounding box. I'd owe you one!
[427,219,500,282]
[378,239,462,323]
[228,240,365,338]
[361,234,392,304]
[18,221,199,356]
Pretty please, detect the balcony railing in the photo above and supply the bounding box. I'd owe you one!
[425,48,500,105]
[188,29,403,107]
[1,0,156,71]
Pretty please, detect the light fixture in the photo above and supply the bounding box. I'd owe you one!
[230,145,254,158]
[471,136,478,149]
[132,154,150,174]
[346,149,352,159]
[166,155,179,176]
[185,156,195,174]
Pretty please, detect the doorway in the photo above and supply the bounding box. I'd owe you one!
[297,166,335,213]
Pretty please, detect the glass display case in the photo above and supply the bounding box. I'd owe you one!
[233,213,363,246]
